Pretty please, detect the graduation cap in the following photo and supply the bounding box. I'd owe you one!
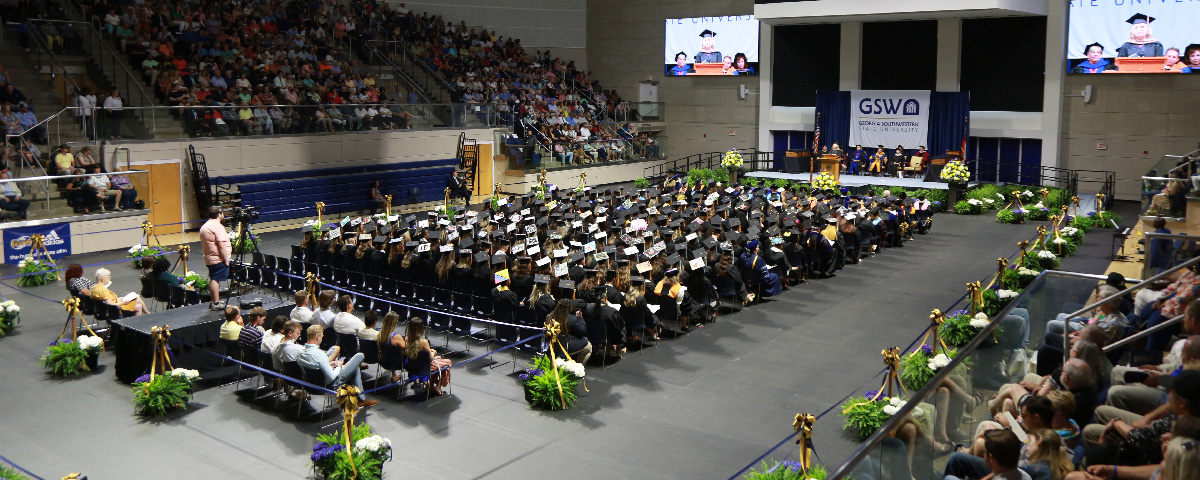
[569,252,585,264]
[630,276,646,286]
[493,269,511,285]
[491,254,508,265]
[666,253,681,265]
[372,235,387,244]
[690,249,705,260]
[518,256,532,264]
[699,29,716,38]
[615,258,630,267]
[389,238,402,244]
[664,267,679,277]
[533,274,551,285]
[687,222,701,233]
[428,230,442,240]
[535,257,551,267]
[556,280,576,295]
[460,238,474,250]
[1126,13,1154,24]
[405,241,419,248]
[473,252,489,263]
[702,237,718,249]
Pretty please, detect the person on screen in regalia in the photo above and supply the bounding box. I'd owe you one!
[733,53,755,75]
[670,52,690,76]
[1162,48,1186,71]
[1071,42,1114,74]
[1116,14,1164,58]
[1182,44,1200,73]
[694,29,722,64]
[722,55,734,74]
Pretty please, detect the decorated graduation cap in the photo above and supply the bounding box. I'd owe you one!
[493,268,511,285]
[1125,13,1154,24]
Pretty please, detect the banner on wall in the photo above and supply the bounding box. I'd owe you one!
[3,223,71,264]
[848,90,930,150]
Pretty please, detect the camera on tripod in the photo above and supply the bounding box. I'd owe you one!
[229,206,260,224]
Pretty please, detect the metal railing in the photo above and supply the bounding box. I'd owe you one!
[1142,231,1200,279]
[24,20,86,107]
[1141,177,1189,217]
[0,169,149,216]
[642,148,771,181]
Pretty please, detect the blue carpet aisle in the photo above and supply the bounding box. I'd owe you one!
[0,211,1121,479]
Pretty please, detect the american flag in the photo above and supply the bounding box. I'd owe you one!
[813,113,821,152]
[960,116,969,155]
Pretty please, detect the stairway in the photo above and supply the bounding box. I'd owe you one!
[457,133,479,193]
[0,30,93,170]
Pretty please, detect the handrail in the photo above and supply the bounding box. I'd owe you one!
[1057,254,1200,364]
[360,39,443,104]
[113,146,131,171]
[1104,314,1184,352]
[1141,232,1200,279]
[0,170,149,184]
[25,20,85,108]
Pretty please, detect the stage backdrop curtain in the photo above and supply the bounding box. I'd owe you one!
[814,90,850,150]
[925,92,971,156]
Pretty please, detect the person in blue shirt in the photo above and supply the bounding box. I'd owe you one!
[669,52,690,76]
[737,240,782,297]
[296,325,379,407]
[1072,42,1114,74]
[1148,217,1174,273]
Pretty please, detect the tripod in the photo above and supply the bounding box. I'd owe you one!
[224,214,282,308]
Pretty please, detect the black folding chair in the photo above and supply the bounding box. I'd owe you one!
[291,245,304,261]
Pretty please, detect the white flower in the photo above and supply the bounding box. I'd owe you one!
[1038,250,1057,259]
[5,304,19,313]
[974,312,988,320]
[997,289,1018,299]
[927,354,951,371]
[1052,238,1067,245]
[967,199,981,206]
[1061,227,1078,236]
[889,397,906,407]
[355,435,392,452]
[996,193,1005,200]
[1017,267,1038,276]
[128,245,143,254]
[555,357,586,378]
[1033,202,1045,209]
[970,317,990,329]
[1,300,12,306]
[77,335,104,350]
[169,368,200,379]
[983,198,994,204]
[882,405,900,415]
[17,260,26,269]
[1023,190,1034,197]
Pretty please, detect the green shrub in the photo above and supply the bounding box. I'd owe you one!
[901,347,960,391]
[634,178,650,188]
[1021,250,1061,271]
[131,370,198,416]
[41,339,93,376]
[839,395,890,439]
[996,209,1025,224]
[744,461,832,480]
[311,424,392,480]
[744,177,761,187]
[521,354,584,410]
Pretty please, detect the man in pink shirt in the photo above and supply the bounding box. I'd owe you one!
[199,206,232,308]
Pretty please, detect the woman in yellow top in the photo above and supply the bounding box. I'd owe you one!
[868,147,887,175]
[90,267,150,315]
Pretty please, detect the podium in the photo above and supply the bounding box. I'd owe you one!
[784,149,812,173]
[692,63,733,75]
[1109,57,1178,73]
[817,155,841,182]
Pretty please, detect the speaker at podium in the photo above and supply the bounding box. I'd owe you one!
[784,149,812,173]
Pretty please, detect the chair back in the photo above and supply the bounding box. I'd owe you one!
[240,342,263,368]
[291,245,304,261]
[359,337,380,364]
[282,361,305,387]
[221,339,242,360]
[404,349,432,379]
[169,285,186,308]
[379,335,406,371]
[909,156,922,168]
[336,332,360,359]
[140,275,155,298]
[153,282,171,305]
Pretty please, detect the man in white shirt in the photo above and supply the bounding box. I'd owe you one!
[297,325,377,406]
[85,164,122,211]
[332,295,365,335]
[102,89,124,138]
[290,290,313,323]
[260,316,287,354]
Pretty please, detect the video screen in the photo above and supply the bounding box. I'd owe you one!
[664,15,760,76]
[1067,2,1200,74]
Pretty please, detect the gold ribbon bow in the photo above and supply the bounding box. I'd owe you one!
[1070,195,1081,220]
[579,172,587,191]
[1096,193,1106,215]
[985,257,1008,290]
[149,326,173,379]
[336,385,362,480]
[62,474,83,480]
[967,282,984,316]
[493,182,501,201]
[305,272,320,308]
[58,298,103,357]
[911,309,950,356]
[793,413,816,472]
[1039,188,1049,205]
[28,233,59,270]
[315,201,326,226]
[175,245,191,274]
[543,318,569,409]
[443,187,451,208]
[844,347,907,413]
[1034,225,1048,250]
[384,195,392,217]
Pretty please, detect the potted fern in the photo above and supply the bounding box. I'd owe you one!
[131,368,200,417]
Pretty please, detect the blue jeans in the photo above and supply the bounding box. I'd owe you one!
[333,352,366,400]
[943,452,989,480]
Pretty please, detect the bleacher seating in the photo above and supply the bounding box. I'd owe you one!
[223,159,459,223]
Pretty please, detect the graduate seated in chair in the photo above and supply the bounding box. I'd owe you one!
[736,240,782,298]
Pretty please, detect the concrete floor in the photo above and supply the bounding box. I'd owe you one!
[0,210,1119,480]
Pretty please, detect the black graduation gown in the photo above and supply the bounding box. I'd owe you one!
[620,297,656,331]
[534,295,556,325]
[583,302,622,347]
[369,250,388,276]
[490,287,521,323]
[510,274,534,301]
[564,314,589,354]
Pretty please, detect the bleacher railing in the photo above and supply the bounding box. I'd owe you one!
[1141,148,1199,218]
[820,265,1158,480]
[0,170,149,216]
[1141,231,1200,279]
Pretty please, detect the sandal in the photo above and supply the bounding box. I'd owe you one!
[932,441,956,457]
[970,392,985,410]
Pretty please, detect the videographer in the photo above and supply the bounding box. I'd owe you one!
[199,206,231,309]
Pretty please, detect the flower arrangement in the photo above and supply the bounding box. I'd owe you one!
[721,149,744,169]
[179,271,210,291]
[128,244,165,269]
[900,344,959,391]
[743,461,831,480]
[810,171,838,191]
[310,424,392,480]
[943,312,986,347]
[520,354,584,410]
[0,300,20,336]
[940,160,970,183]
[131,369,199,416]
[840,393,891,438]
[230,230,260,255]
[1022,249,1061,271]
[995,208,1025,224]
[40,337,100,376]
[16,256,58,287]
[634,178,650,188]
[1048,236,1077,257]
[982,289,1021,316]
[1003,266,1040,290]
[1060,226,1084,244]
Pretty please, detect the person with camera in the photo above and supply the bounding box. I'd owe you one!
[199,206,231,309]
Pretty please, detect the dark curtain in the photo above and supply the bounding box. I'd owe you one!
[926,92,971,156]
[814,90,850,151]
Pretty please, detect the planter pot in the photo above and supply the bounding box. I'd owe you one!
[85,351,100,371]
[947,182,968,206]
[728,168,739,185]
[523,384,533,404]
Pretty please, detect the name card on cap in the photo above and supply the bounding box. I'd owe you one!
[520,208,530,216]
[584,241,596,253]
[506,224,517,232]
[439,245,453,252]
[525,224,536,234]
[447,230,459,241]
[636,261,651,274]
[569,241,583,247]
[477,229,487,238]
[595,231,607,239]
[553,249,568,258]
[388,215,399,222]
[512,243,526,253]
[527,245,541,256]
[596,216,607,223]
[623,199,633,209]
[535,257,551,267]
[417,243,431,252]
[624,247,639,256]
[351,218,362,227]
[647,206,659,215]
[389,238,401,244]
[438,219,450,226]
[596,206,608,214]
[685,233,697,241]
[689,258,705,270]
[588,224,598,233]
[580,210,591,219]
[725,187,736,194]
[526,237,539,246]
[359,233,371,240]
[554,263,568,277]
[572,221,583,229]
[417,220,429,228]
[497,197,508,206]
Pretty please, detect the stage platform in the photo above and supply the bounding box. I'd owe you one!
[746,171,978,190]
